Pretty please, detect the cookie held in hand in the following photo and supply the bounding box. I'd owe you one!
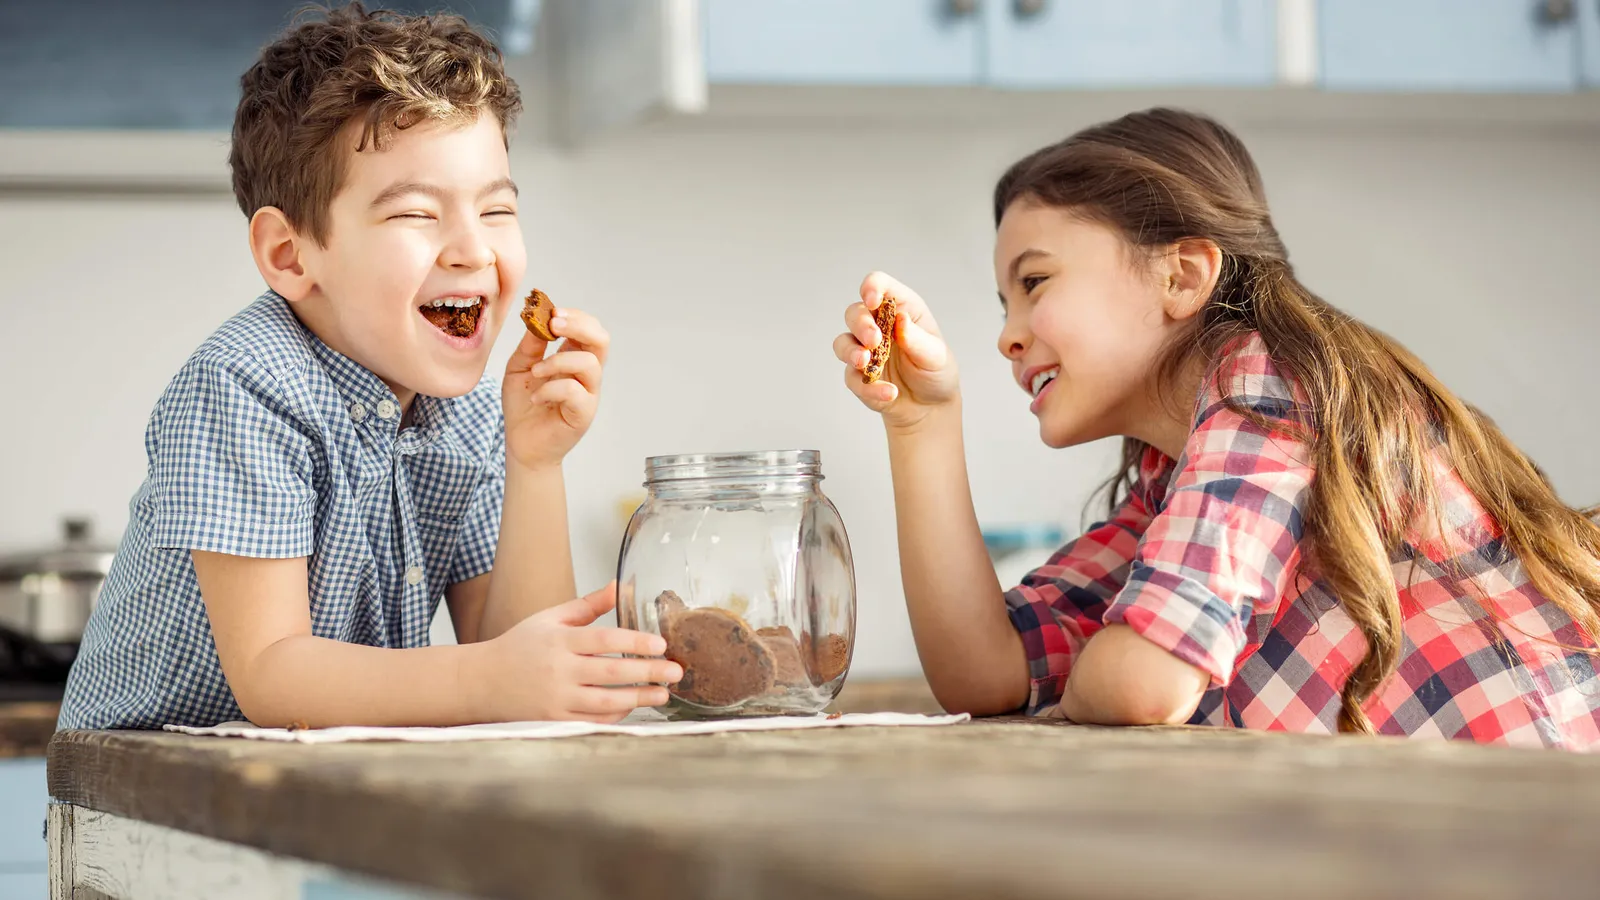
[520,288,557,341]
[862,293,897,384]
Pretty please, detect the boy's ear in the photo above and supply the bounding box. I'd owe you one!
[248,207,316,302]
[1160,237,1222,322]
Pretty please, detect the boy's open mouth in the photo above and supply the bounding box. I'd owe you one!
[419,296,485,338]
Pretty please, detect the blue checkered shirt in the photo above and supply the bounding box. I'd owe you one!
[59,292,505,730]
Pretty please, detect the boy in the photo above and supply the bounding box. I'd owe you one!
[58,4,681,730]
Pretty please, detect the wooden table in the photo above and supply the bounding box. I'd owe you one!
[45,682,1600,900]
[0,700,60,759]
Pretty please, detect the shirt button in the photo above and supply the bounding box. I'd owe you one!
[376,399,398,420]
[350,403,367,422]
[405,566,424,586]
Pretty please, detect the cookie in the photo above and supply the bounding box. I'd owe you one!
[862,293,897,384]
[757,626,809,688]
[520,288,557,341]
[802,632,851,684]
[653,593,775,707]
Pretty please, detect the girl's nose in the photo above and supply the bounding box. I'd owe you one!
[998,314,1030,361]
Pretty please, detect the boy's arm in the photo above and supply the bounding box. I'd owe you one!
[196,551,495,727]
[471,461,575,642]
[197,550,677,728]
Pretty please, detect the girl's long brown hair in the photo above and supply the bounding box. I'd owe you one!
[995,108,1600,733]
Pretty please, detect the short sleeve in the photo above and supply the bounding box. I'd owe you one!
[1103,356,1313,688]
[1004,469,1158,715]
[447,429,504,585]
[146,353,317,558]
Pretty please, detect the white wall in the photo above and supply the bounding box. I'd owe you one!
[3,110,1598,678]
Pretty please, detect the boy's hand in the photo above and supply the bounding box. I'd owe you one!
[480,582,682,723]
[503,307,608,470]
[834,271,960,431]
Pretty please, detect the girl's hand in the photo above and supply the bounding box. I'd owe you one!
[503,308,608,471]
[833,271,959,431]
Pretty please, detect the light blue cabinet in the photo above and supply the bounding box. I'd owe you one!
[703,0,983,85]
[1319,0,1582,91]
[984,0,1277,88]
[1581,0,1600,86]
[0,758,47,897]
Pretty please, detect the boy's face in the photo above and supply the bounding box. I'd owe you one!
[296,113,525,403]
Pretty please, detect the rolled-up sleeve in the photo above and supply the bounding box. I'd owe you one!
[1006,491,1153,715]
[1104,374,1312,688]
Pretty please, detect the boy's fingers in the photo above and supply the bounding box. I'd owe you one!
[529,350,603,393]
[549,309,610,364]
[530,379,596,427]
[571,625,668,658]
[504,330,551,376]
[540,583,618,627]
[575,654,682,687]
[571,686,672,715]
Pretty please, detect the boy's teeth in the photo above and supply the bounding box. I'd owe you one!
[427,297,483,309]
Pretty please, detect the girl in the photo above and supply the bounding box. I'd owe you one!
[834,108,1600,747]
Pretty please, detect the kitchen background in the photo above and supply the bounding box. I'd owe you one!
[1,1,1599,894]
[3,0,1599,684]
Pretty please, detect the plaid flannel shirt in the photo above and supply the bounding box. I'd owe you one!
[1007,335,1600,749]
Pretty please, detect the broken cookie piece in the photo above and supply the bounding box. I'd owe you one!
[862,293,897,384]
[757,625,809,688]
[520,288,557,341]
[653,591,775,707]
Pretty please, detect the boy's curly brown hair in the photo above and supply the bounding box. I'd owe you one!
[229,2,522,245]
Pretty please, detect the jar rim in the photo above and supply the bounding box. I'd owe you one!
[645,449,821,483]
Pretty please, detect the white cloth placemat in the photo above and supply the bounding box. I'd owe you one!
[162,710,969,744]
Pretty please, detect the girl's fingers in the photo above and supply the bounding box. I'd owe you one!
[529,350,603,393]
[843,302,882,349]
[843,365,898,411]
[833,332,870,369]
[860,271,941,338]
[549,308,611,365]
[895,313,949,373]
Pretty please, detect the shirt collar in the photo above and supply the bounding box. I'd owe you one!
[267,290,456,437]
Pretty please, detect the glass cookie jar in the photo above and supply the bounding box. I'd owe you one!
[616,450,856,719]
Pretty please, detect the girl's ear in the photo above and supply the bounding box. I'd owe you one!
[249,207,318,302]
[1160,237,1222,322]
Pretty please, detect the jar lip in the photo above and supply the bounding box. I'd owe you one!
[645,449,821,483]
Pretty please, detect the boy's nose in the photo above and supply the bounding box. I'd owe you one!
[441,223,495,270]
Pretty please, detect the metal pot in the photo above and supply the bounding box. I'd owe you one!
[0,517,114,645]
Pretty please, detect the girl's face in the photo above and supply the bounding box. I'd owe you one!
[993,201,1194,452]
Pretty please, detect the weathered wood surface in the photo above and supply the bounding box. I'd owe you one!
[50,804,453,900]
[0,700,59,758]
[45,683,1600,900]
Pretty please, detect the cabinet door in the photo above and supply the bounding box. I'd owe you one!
[984,0,1277,88]
[704,0,983,85]
[1319,0,1580,91]
[1580,0,1600,86]
[0,759,46,867]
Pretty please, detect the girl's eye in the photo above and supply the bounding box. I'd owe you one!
[1021,275,1046,293]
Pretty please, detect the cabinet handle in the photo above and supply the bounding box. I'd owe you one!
[1537,0,1576,24]
[1015,0,1047,16]
[947,0,979,16]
